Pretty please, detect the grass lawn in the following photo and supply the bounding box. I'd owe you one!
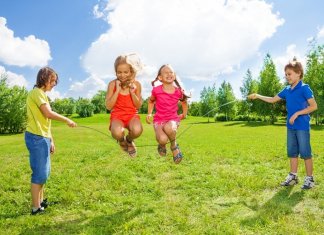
[0,114,323,234]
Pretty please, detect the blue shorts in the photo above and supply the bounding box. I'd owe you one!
[287,129,312,159]
[25,131,51,184]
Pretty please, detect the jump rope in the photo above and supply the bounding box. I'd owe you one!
[78,99,239,148]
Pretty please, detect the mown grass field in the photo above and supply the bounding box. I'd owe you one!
[0,114,323,234]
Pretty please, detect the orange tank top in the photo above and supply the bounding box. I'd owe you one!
[110,86,138,121]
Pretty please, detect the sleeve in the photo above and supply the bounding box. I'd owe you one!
[277,87,287,100]
[303,84,314,100]
[33,89,48,107]
[151,86,157,98]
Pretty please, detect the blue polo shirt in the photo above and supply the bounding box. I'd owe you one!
[278,81,314,130]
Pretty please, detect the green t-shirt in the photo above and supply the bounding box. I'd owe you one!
[26,88,52,138]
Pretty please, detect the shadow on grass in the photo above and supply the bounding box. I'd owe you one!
[241,187,304,228]
[20,209,142,235]
[224,121,286,127]
[311,124,324,131]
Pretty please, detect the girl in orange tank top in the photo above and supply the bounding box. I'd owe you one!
[105,54,143,157]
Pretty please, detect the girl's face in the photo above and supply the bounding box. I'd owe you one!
[116,63,133,82]
[285,68,301,86]
[158,66,175,84]
[44,75,57,92]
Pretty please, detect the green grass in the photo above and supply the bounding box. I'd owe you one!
[0,114,323,234]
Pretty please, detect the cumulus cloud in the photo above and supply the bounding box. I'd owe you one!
[318,26,324,38]
[0,17,52,67]
[83,0,284,81]
[0,65,28,87]
[66,75,107,99]
[273,44,305,78]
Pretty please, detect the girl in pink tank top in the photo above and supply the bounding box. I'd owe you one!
[146,64,189,164]
[105,54,143,157]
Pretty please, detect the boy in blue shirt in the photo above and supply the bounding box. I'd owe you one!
[248,58,318,189]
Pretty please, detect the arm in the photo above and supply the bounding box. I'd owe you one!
[248,93,281,104]
[40,104,76,127]
[146,96,155,124]
[179,100,188,120]
[50,136,55,154]
[129,81,142,109]
[105,80,120,110]
[289,98,318,125]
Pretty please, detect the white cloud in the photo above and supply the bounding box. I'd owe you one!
[81,0,283,100]
[273,44,305,79]
[66,75,107,99]
[0,65,28,87]
[47,89,63,100]
[83,0,283,81]
[317,25,324,39]
[0,17,52,67]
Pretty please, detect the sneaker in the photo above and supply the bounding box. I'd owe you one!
[301,176,315,190]
[31,207,45,215]
[280,173,299,186]
[40,198,48,208]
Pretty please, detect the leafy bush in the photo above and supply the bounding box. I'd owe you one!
[76,98,95,118]
[0,77,28,134]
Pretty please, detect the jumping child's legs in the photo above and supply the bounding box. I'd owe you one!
[110,119,127,151]
[126,117,143,157]
[154,124,169,156]
[162,121,183,163]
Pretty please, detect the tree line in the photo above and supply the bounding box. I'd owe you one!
[1,45,323,134]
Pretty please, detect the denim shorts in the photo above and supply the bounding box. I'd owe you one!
[25,131,51,184]
[287,129,312,159]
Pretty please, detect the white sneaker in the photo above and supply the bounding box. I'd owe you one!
[301,176,315,190]
[280,173,299,186]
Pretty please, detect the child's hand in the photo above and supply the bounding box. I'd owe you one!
[115,80,121,92]
[179,113,186,120]
[67,119,77,128]
[50,142,55,154]
[146,114,152,124]
[248,93,258,100]
[289,113,299,125]
[129,82,136,93]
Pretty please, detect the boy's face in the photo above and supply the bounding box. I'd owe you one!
[158,66,175,84]
[116,63,133,82]
[285,68,301,86]
[44,75,57,92]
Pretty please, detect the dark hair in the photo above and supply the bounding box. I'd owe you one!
[35,67,58,88]
[151,64,190,101]
[284,57,304,79]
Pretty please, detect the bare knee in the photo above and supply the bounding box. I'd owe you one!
[111,128,124,141]
[156,134,168,145]
[128,125,143,139]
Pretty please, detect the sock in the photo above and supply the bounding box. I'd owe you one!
[290,172,297,176]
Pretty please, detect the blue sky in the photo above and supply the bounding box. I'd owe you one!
[1,0,324,101]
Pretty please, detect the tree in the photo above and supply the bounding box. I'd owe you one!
[200,85,218,120]
[216,81,236,121]
[76,98,95,118]
[239,69,258,118]
[91,90,107,114]
[138,97,148,114]
[304,44,324,125]
[188,101,201,116]
[0,75,28,133]
[51,98,76,116]
[255,54,283,124]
